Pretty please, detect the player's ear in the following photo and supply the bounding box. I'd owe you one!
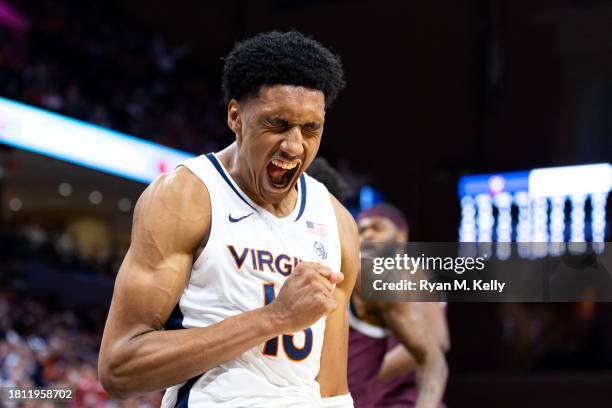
[227,99,242,138]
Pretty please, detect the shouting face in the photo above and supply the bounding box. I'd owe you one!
[228,85,325,205]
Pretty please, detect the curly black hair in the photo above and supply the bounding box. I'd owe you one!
[222,31,346,107]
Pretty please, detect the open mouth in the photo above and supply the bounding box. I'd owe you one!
[266,158,299,190]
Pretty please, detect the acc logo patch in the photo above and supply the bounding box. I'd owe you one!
[314,241,327,260]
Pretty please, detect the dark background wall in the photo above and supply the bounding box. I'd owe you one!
[116,0,612,242]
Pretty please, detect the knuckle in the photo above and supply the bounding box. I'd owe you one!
[299,261,313,270]
[314,292,326,303]
[306,272,318,283]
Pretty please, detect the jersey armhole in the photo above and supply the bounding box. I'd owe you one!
[176,163,216,272]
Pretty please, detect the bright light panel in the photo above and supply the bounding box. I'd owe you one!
[0,97,194,183]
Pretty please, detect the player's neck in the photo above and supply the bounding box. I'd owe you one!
[217,145,298,217]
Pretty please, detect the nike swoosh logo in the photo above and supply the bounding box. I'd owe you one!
[228,212,254,223]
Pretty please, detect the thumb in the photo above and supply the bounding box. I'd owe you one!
[329,271,344,285]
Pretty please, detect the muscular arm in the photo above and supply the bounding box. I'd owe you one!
[316,195,360,397]
[378,342,418,381]
[99,167,287,398]
[379,302,448,408]
[378,303,449,381]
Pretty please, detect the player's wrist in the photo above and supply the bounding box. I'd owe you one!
[261,302,291,335]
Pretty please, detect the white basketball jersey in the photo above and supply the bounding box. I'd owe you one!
[160,153,341,408]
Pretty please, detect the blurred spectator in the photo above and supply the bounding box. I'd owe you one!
[0,285,163,407]
[0,0,229,154]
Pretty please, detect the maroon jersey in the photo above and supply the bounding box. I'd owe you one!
[348,305,447,408]
[348,324,387,408]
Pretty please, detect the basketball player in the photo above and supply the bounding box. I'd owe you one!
[303,164,449,407]
[349,204,449,408]
[98,31,358,407]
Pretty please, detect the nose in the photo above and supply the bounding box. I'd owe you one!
[279,126,304,158]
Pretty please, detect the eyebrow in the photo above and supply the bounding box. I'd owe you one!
[265,116,322,129]
[303,122,322,129]
[267,117,291,127]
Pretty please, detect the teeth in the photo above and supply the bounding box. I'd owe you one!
[271,159,298,170]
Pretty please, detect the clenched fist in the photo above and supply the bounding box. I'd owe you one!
[267,262,344,333]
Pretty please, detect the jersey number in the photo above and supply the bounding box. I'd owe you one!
[262,283,313,361]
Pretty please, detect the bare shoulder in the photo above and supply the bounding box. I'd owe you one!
[132,166,211,259]
[329,194,359,279]
[330,195,359,250]
[101,166,212,350]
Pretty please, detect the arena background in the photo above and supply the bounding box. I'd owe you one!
[2,0,612,406]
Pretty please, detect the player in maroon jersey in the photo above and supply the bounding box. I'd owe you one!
[348,203,450,408]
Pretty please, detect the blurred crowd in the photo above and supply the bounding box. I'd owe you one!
[0,2,225,404]
[0,228,154,407]
[2,225,123,277]
[0,0,229,154]
[0,285,163,407]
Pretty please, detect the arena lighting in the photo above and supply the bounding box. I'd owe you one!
[118,198,132,212]
[529,163,612,198]
[458,171,530,246]
[458,163,612,258]
[58,182,73,197]
[8,197,22,211]
[0,97,194,183]
[359,185,384,211]
[89,190,103,205]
